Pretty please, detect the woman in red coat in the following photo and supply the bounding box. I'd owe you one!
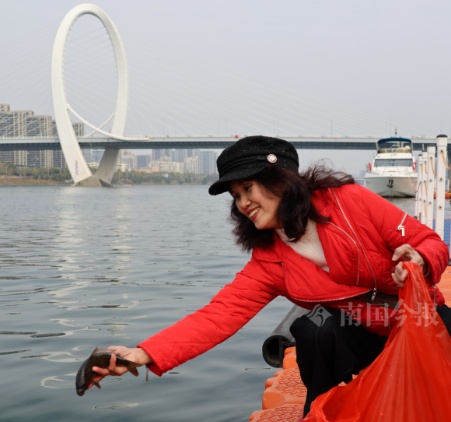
[88,136,451,416]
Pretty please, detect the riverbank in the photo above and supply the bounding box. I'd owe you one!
[0,175,67,186]
[0,176,210,187]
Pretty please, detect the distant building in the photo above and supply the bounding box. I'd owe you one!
[26,115,52,137]
[83,149,104,164]
[137,154,152,168]
[25,114,53,168]
[197,150,217,174]
[152,148,198,163]
[173,149,188,162]
[53,150,67,169]
[0,109,33,165]
[184,155,198,174]
[149,156,184,173]
[0,103,84,169]
[153,149,172,161]
[121,150,137,171]
[27,150,54,168]
[0,150,27,166]
[51,121,84,137]
[149,149,217,174]
[0,110,34,137]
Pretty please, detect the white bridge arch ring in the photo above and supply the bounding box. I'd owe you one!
[51,3,128,187]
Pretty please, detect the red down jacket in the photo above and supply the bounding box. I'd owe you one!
[138,184,449,376]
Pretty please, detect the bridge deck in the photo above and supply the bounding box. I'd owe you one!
[0,136,439,151]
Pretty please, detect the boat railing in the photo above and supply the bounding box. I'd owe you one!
[370,168,415,176]
[377,146,412,153]
[373,159,414,168]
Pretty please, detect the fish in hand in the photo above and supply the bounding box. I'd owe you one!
[75,347,139,396]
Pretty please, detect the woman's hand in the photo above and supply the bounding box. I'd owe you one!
[89,346,152,389]
[392,244,426,288]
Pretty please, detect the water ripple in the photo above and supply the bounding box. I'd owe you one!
[93,402,140,411]
[0,349,32,355]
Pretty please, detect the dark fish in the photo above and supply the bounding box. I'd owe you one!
[75,347,139,396]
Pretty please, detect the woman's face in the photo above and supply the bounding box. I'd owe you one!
[230,179,281,230]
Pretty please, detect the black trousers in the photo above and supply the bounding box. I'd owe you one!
[290,304,451,416]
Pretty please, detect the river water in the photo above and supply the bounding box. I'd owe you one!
[0,185,448,421]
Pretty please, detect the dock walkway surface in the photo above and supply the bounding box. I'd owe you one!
[249,266,451,422]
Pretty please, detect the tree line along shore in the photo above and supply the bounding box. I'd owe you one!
[0,163,217,186]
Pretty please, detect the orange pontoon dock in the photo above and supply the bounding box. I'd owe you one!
[249,266,451,422]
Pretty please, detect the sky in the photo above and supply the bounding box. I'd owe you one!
[2,0,451,174]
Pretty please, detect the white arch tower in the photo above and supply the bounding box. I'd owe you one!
[51,3,128,187]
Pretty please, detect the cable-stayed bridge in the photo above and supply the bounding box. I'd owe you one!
[0,135,438,151]
[0,4,442,186]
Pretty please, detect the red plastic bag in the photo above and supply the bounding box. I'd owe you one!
[305,262,451,422]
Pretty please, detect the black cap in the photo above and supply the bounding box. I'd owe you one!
[208,136,299,195]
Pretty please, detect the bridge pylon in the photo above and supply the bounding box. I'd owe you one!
[51,3,128,187]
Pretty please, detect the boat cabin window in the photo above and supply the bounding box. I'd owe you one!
[374,159,413,167]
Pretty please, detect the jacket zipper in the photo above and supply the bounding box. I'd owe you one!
[397,212,407,237]
[328,222,360,285]
[332,189,379,297]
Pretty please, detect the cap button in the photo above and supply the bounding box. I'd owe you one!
[267,154,277,164]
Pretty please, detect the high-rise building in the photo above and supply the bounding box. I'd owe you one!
[153,149,172,160]
[72,122,84,136]
[24,114,54,168]
[0,150,27,166]
[0,109,33,165]
[173,149,188,162]
[83,149,104,165]
[184,156,198,174]
[26,115,52,136]
[197,150,217,175]
[51,121,84,137]
[0,110,34,137]
[53,150,67,169]
[137,154,152,168]
[27,150,54,168]
[0,103,84,168]
[121,150,137,171]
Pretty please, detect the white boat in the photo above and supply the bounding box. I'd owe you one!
[364,137,417,198]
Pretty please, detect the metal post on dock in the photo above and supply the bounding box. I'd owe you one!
[419,151,428,224]
[435,135,448,240]
[426,145,436,229]
[414,153,424,221]
[414,136,449,245]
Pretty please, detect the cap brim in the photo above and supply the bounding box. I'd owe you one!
[208,166,265,195]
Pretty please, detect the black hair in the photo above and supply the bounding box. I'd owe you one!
[230,163,355,252]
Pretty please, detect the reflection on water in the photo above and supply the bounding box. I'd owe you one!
[0,187,446,422]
